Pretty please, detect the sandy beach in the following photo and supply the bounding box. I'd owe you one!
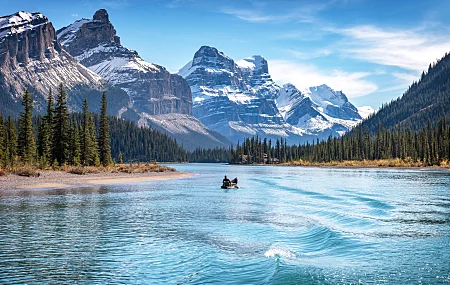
[0,171,194,190]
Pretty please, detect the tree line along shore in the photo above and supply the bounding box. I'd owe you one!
[0,84,178,177]
[227,119,450,168]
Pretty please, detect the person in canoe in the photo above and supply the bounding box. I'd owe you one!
[222,176,239,189]
[223,175,231,186]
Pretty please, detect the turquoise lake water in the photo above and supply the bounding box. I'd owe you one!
[0,164,449,284]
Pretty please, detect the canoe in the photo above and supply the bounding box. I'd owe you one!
[221,184,239,189]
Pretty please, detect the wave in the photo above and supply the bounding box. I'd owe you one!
[264,246,296,259]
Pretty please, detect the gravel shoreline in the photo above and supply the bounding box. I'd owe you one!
[0,171,194,190]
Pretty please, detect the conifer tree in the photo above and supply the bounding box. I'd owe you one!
[52,84,70,165]
[80,99,89,166]
[98,92,112,166]
[18,89,36,164]
[118,151,123,164]
[88,116,100,166]
[68,120,81,165]
[80,99,99,166]
[38,89,54,166]
[0,115,4,167]
[5,116,17,167]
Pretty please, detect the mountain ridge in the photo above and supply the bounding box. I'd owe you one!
[56,10,231,150]
[178,45,362,143]
[0,11,118,116]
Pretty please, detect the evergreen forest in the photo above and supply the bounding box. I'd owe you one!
[0,84,190,171]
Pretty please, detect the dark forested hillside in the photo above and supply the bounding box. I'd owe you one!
[67,114,188,163]
[360,52,450,133]
[108,117,187,163]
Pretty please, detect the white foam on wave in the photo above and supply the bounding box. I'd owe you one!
[264,246,296,259]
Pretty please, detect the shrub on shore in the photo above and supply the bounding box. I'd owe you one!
[67,166,100,175]
[14,165,40,177]
[286,158,433,168]
[115,163,175,174]
[65,163,175,175]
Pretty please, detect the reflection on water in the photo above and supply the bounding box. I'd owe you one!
[0,164,449,284]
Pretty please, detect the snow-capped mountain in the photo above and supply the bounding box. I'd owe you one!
[357,106,375,119]
[0,11,115,116]
[277,84,362,137]
[178,46,362,143]
[178,46,309,143]
[57,10,230,150]
[57,9,192,117]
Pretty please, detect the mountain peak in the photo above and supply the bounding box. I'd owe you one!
[282,83,297,90]
[57,9,120,52]
[0,11,47,38]
[191,45,236,71]
[193,46,231,61]
[93,9,109,23]
[314,84,332,90]
[237,55,268,74]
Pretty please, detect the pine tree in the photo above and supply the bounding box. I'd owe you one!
[5,116,18,168]
[88,116,100,166]
[80,99,89,166]
[98,92,112,166]
[80,99,99,166]
[39,89,54,166]
[69,120,81,165]
[52,84,70,165]
[18,89,36,164]
[0,115,4,167]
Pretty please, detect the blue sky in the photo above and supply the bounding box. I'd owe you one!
[2,0,450,109]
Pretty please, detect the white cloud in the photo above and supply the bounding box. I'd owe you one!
[220,1,335,24]
[71,13,79,17]
[221,8,314,23]
[270,60,378,98]
[331,25,450,72]
[392,72,420,83]
[221,8,275,22]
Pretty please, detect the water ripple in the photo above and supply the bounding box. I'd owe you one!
[0,164,449,284]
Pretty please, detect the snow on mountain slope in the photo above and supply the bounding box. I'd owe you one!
[177,46,303,143]
[57,10,230,149]
[307,85,361,120]
[139,113,231,150]
[276,83,361,137]
[357,106,375,119]
[0,11,106,116]
[57,9,191,117]
[179,46,363,144]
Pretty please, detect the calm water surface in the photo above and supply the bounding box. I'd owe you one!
[0,164,449,284]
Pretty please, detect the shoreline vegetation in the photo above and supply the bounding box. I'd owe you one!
[0,85,194,190]
[0,163,194,190]
[229,117,450,168]
[283,158,450,169]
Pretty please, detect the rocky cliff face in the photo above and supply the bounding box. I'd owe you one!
[0,11,105,116]
[57,10,229,150]
[57,9,192,117]
[178,46,301,143]
[179,46,363,143]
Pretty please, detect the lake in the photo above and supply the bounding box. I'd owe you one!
[0,164,449,284]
